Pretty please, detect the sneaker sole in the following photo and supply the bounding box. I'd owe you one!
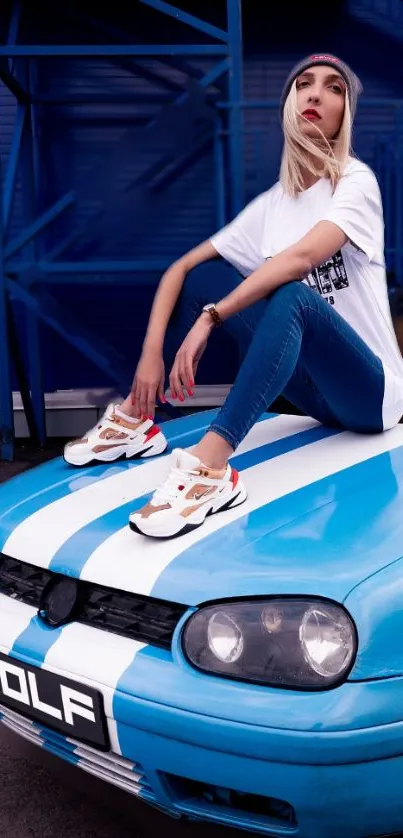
[129,482,248,539]
[64,435,168,468]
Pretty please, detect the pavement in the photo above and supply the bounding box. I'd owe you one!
[0,439,242,838]
[0,724,239,838]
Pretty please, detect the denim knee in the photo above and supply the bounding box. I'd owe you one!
[183,262,218,301]
[183,259,241,304]
[269,280,311,304]
[260,281,313,329]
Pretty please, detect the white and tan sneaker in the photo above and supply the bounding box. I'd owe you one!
[129,448,247,539]
[63,403,168,467]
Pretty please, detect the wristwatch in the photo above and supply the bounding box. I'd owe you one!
[202,303,222,327]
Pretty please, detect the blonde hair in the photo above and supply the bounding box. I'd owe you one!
[279,79,352,197]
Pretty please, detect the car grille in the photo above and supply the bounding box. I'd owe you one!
[0,703,156,801]
[0,553,186,650]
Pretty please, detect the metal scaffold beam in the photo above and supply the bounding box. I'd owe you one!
[0,0,244,461]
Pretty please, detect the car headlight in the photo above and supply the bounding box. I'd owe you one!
[182,598,357,690]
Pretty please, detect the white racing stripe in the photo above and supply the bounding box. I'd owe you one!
[2,414,318,568]
[0,595,36,656]
[43,622,145,754]
[81,426,403,595]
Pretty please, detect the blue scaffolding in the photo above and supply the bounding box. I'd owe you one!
[0,0,244,461]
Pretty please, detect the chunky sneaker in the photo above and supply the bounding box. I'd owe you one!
[63,403,168,467]
[129,448,247,539]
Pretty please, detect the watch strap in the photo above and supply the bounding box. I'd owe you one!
[203,303,222,327]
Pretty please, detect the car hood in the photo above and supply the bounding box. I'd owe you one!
[1,411,403,607]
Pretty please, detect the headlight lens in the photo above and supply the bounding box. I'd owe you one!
[183,598,356,689]
[300,605,354,678]
[207,611,244,663]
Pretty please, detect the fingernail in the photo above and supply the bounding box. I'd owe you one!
[147,415,153,420]
[187,390,194,397]
[179,395,185,402]
[161,396,167,403]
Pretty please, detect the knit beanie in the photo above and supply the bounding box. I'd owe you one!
[280,54,363,120]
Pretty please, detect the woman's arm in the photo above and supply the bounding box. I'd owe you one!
[169,221,348,399]
[214,221,348,322]
[131,240,218,418]
[143,240,218,354]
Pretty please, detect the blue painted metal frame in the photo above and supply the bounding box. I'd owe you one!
[25,56,47,445]
[0,157,14,462]
[139,0,229,42]
[2,103,25,234]
[226,0,244,216]
[395,106,403,287]
[0,0,244,460]
[62,6,227,95]
[5,192,75,260]
[0,45,229,57]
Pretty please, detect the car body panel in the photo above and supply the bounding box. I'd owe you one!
[346,555,403,679]
[1,412,403,607]
[2,410,403,837]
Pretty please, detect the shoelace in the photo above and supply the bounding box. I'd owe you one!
[92,407,140,438]
[86,405,115,436]
[152,466,199,505]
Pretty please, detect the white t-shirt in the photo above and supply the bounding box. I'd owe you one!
[210,158,403,430]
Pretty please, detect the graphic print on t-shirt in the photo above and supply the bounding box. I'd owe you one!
[304,250,349,305]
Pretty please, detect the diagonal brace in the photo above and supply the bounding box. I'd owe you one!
[5,192,75,260]
[0,61,28,103]
[6,279,133,394]
[140,0,229,42]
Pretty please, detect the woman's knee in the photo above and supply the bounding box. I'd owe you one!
[271,280,311,304]
[186,261,213,285]
[260,280,313,324]
[183,259,240,303]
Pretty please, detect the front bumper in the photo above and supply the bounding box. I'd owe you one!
[2,596,403,838]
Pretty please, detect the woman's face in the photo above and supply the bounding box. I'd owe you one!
[296,65,346,140]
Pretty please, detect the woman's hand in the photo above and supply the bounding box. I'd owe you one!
[169,314,213,400]
[131,348,166,420]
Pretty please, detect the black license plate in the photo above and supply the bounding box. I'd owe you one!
[0,651,109,750]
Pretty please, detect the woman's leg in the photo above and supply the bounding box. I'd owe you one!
[194,281,385,467]
[120,259,265,416]
[163,261,266,375]
[120,260,265,414]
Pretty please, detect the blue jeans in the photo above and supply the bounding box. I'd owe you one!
[165,261,385,450]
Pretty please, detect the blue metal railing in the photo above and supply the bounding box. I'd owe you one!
[0,0,244,460]
[350,0,403,24]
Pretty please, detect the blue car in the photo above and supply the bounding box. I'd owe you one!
[1,409,403,838]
